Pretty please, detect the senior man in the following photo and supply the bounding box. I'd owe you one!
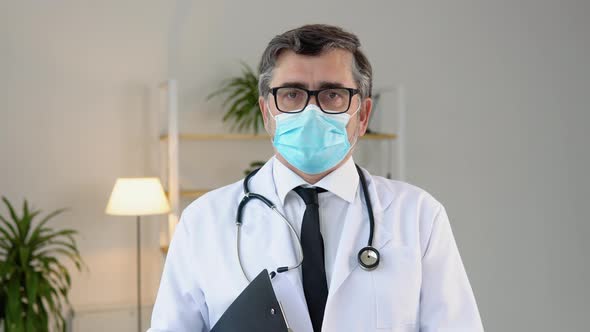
[149,24,484,332]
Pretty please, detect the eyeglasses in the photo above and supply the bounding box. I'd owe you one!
[269,87,360,114]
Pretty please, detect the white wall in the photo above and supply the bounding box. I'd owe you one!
[1,1,588,331]
[393,2,590,330]
[0,1,171,329]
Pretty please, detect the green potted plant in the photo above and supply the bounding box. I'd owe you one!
[207,62,264,134]
[0,196,86,332]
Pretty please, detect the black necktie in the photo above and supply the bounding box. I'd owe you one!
[293,186,328,332]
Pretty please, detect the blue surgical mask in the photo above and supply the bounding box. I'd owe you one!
[269,103,360,174]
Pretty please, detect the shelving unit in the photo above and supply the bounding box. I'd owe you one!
[157,79,405,254]
[159,133,397,141]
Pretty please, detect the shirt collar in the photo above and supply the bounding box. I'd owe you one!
[272,155,360,205]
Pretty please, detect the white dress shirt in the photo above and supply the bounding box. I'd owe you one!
[273,155,360,288]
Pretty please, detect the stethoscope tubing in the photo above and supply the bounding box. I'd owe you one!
[356,164,375,247]
[236,164,377,282]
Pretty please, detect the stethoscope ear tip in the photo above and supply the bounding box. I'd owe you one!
[358,246,380,271]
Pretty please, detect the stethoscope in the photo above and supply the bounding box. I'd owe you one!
[236,164,380,282]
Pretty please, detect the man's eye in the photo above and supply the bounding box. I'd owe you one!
[287,92,299,98]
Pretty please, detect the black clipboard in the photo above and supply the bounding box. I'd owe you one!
[210,269,290,332]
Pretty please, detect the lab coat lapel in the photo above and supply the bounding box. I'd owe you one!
[246,160,303,290]
[325,167,393,314]
[246,159,313,331]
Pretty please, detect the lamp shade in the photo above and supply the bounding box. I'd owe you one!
[105,177,170,216]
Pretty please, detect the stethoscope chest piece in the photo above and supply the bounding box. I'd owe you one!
[358,246,380,271]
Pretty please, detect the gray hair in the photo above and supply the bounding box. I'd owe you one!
[258,24,373,99]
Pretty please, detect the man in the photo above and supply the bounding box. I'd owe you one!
[149,24,484,332]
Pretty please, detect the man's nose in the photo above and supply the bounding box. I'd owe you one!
[308,94,319,107]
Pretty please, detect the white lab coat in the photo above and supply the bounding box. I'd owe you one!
[148,159,484,332]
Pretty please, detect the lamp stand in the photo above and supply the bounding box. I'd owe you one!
[137,215,142,332]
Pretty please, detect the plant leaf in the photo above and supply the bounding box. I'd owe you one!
[0,214,18,241]
[206,62,262,133]
[0,197,83,332]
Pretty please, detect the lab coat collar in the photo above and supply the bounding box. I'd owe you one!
[273,155,360,205]
[324,166,394,325]
[246,158,396,331]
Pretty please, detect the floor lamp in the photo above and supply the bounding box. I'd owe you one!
[106,177,170,332]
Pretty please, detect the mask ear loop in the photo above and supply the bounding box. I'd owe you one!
[264,99,276,144]
[347,96,363,151]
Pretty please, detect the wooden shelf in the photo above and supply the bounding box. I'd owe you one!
[160,133,270,141]
[359,133,397,140]
[165,189,210,199]
[160,132,396,141]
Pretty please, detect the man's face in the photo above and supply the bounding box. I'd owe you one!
[259,48,373,169]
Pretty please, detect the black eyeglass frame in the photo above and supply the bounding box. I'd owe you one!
[269,86,360,114]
